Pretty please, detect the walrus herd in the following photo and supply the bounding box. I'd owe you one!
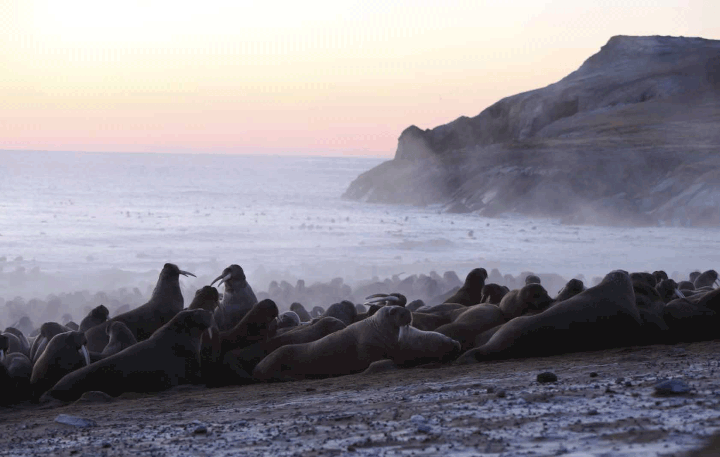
[1,262,719,405]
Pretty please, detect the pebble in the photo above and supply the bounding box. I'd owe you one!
[537,372,558,383]
[654,379,691,395]
[54,415,97,428]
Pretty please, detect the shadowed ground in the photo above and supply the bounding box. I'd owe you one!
[1,340,719,456]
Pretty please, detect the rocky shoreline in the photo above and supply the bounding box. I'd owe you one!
[343,36,720,227]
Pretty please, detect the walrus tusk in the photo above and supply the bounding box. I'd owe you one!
[179,270,196,278]
[675,289,686,299]
[398,324,410,342]
[207,327,213,340]
[365,295,400,305]
[557,287,566,295]
[365,293,389,299]
[79,345,91,367]
[0,349,5,363]
[214,273,232,288]
[715,279,720,289]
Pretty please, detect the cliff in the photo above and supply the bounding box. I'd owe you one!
[343,36,720,226]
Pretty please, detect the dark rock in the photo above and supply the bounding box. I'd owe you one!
[654,379,691,395]
[55,414,97,428]
[537,372,558,383]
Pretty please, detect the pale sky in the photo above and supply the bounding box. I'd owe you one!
[1,0,718,157]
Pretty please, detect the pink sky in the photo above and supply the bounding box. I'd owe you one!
[1,0,718,157]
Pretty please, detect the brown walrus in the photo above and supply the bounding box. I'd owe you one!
[100,322,137,357]
[442,268,487,306]
[435,304,506,351]
[498,284,554,320]
[218,299,279,354]
[84,263,195,352]
[253,306,459,381]
[211,264,258,331]
[44,309,213,402]
[79,305,109,332]
[223,316,347,378]
[456,270,642,364]
[30,331,90,399]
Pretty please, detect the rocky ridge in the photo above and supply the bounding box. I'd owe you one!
[343,35,720,226]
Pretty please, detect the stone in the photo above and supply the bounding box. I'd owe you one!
[654,379,691,395]
[54,415,97,428]
[537,372,558,383]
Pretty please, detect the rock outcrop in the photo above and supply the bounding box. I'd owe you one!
[343,35,720,226]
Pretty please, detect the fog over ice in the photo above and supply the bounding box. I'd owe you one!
[1,150,719,326]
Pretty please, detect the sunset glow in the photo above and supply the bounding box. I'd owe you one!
[1,0,718,157]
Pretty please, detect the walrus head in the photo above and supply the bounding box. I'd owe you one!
[555,278,586,302]
[161,263,196,280]
[524,275,541,286]
[48,331,91,368]
[277,311,300,330]
[465,268,488,287]
[372,306,412,343]
[211,264,248,292]
[364,293,408,308]
[170,309,214,336]
[90,305,110,321]
[694,269,720,289]
[188,286,220,311]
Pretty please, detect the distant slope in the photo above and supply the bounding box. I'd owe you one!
[343,36,720,226]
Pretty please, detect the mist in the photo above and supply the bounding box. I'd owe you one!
[1,150,718,328]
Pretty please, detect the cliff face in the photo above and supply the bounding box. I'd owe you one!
[343,36,720,226]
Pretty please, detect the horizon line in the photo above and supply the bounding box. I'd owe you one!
[0,147,392,160]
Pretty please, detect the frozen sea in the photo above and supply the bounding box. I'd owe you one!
[1,150,720,303]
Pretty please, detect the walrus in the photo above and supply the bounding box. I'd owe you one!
[663,286,720,343]
[630,272,657,287]
[2,352,33,401]
[677,280,695,291]
[321,300,357,326]
[186,286,222,384]
[84,263,195,352]
[11,317,34,340]
[30,331,91,399]
[442,268,487,306]
[435,304,506,351]
[2,330,29,357]
[655,279,685,303]
[65,322,79,331]
[310,306,325,318]
[211,264,258,331]
[276,311,300,331]
[290,303,312,322]
[79,305,109,332]
[694,270,720,289]
[219,299,279,353]
[653,270,669,284]
[554,279,586,302]
[456,270,642,364]
[364,293,407,307]
[409,312,452,331]
[391,324,461,367]
[525,275,541,285]
[689,271,702,283]
[224,316,347,377]
[632,277,669,343]
[480,284,509,305]
[254,306,461,380]
[498,284,553,321]
[45,309,213,402]
[3,327,31,356]
[414,303,467,316]
[30,322,71,363]
[253,305,413,381]
[100,322,137,357]
[405,300,426,312]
